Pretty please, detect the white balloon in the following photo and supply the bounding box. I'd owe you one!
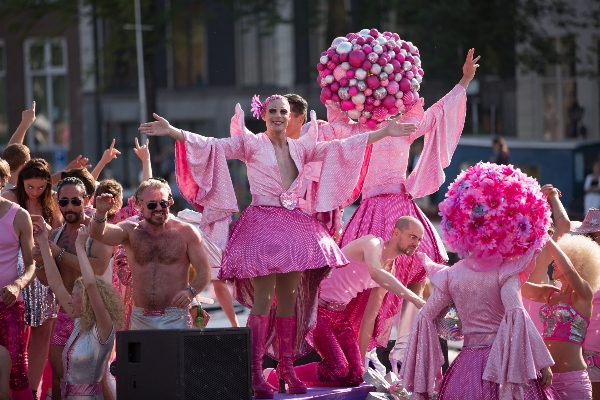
[324,74,334,84]
[388,50,396,59]
[416,75,423,84]
[402,61,412,71]
[373,45,384,55]
[394,73,403,81]
[376,36,387,45]
[336,42,353,54]
[351,93,366,105]
[332,37,348,47]
[370,63,382,75]
[400,49,407,56]
[383,63,394,74]
[320,56,329,65]
[349,78,358,86]
[341,62,351,70]
[359,29,371,36]
[351,39,357,45]
[355,68,367,81]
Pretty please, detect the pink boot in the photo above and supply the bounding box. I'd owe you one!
[247,314,275,399]
[275,317,307,394]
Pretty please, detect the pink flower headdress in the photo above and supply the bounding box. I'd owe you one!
[250,94,287,119]
[439,162,551,266]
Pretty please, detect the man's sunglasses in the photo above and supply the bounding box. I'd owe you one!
[146,200,169,210]
[58,198,83,207]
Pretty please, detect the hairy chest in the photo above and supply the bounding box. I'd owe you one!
[129,229,187,266]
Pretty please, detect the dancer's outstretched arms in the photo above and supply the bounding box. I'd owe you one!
[91,139,121,180]
[458,48,480,89]
[139,113,184,142]
[366,115,417,145]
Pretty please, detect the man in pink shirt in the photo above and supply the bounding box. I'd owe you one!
[0,158,36,400]
[266,216,426,386]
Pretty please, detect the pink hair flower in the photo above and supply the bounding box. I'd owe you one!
[251,95,263,119]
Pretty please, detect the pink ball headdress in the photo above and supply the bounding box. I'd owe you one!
[250,94,287,119]
[439,162,551,264]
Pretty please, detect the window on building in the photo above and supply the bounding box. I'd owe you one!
[24,38,69,149]
[0,41,7,144]
[172,3,206,88]
[542,35,578,140]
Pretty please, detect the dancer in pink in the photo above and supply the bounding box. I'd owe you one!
[401,163,559,400]
[307,49,480,354]
[139,95,416,398]
[0,159,36,400]
[266,216,426,387]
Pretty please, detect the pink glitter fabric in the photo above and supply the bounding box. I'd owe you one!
[438,346,560,399]
[0,302,29,391]
[584,291,600,352]
[312,307,364,386]
[50,310,75,347]
[551,370,592,399]
[401,251,556,400]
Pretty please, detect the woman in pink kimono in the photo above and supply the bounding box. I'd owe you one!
[401,162,560,400]
[138,96,416,398]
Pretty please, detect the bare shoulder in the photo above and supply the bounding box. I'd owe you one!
[2,189,16,202]
[13,206,32,230]
[167,219,201,242]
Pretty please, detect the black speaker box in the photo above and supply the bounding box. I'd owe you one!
[115,328,251,400]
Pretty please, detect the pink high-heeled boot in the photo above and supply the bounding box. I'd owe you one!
[247,314,276,399]
[275,316,307,394]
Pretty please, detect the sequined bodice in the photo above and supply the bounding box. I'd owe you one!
[540,299,589,345]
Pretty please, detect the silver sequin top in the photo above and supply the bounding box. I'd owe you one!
[540,301,589,345]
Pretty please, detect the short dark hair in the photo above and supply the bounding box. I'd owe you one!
[61,168,96,197]
[284,94,308,122]
[57,176,88,198]
[2,144,31,172]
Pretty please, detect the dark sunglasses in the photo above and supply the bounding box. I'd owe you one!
[146,200,169,210]
[58,197,83,207]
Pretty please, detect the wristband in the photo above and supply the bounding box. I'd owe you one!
[56,248,66,264]
[93,213,107,223]
[35,262,44,270]
[187,285,197,296]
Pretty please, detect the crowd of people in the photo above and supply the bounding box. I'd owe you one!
[0,38,598,400]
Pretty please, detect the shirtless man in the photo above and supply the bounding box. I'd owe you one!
[90,179,211,330]
[33,176,112,400]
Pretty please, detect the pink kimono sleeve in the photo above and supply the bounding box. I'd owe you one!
[405,85,467,198]
[400,268,451,400]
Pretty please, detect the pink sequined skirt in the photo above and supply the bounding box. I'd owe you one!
[339,192,447,349]
[438,346,560,400]
[219,205,347,360]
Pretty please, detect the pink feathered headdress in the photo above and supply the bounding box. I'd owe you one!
[250,94,288,119]
[439,162,551,265]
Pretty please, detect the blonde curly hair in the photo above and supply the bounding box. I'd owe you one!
[556,234,600,292]
[74,277,126,332]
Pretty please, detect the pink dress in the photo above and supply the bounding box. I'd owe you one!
[401,251,560,400]
[175,106,373,359]
[315,85,467,350]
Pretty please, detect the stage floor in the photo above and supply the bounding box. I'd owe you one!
[256,384,375,399]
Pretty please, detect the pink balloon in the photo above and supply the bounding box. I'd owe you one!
[348,50,366,68]
[321,87,332,100]
[390,59,401,73]
[405,71,414,80]
[332,54,340,64]
[348,86,359,96]
[346,69,355,79]
[395,53,405,63]
[341,99,355,111]
[387,80,399,95]
[327,61,337,71]
[365,104,374,111]
[359,116,368,124]
[339,78,349,87]
[389,107,398,115]
[364,88,373,96]
[418,69,424,76]
[392,33,400,41]
[366,75,380,89]
[366,36,374,44]
[405,55,414,64]
[356,37,366,45]
[323,68,332,77]
[399,78,411,92]
[373,99,381,106]
[362,61,372,70]
[401,42,410,51]
[378,57,387,66]
[366,119,377,128]
[327,49,336,58]
[382,94,396,109]
[333,66,346,81]
[363,45,372,55]
[369,29,379,38]
[317,63,325,72]
[366,96,376,105]
[381,80,389,87]
[332,93,340,103]
[331,82,340,92]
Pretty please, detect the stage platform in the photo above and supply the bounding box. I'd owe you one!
[255,384,375,400]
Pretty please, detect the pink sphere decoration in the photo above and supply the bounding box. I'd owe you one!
[366,96,376,105]
[399,77,411,92]
[413,91,419,101]
[317,63,325,72]
[389,107,398,115]
[359,116,368,124]
[381,80,389,87]
[333,66,346,81]
[323,68,332,77]
[339,78,349,87]
[346,69,355,79]
[364,88,373,96]
[366,119,377,128]
[332,54,340,64]
[339,53,348,62]
[363,45,373,55]
[341,99,354,111]
[382,95,396,109]
[327,61,337,71]
[390,59,401,73]
[405,55,414,64]
[378,57,387,66]
[348,50,366,68]
[331,82,340,92]
[327,49,336,58]
[349,86,359,96]
[369,29,379,38]
[366,36,374,44]
[418,69,424,76]
[405,103,413,112]
[405,71,414,80]
[373,99,381,106]
[357,37,365,45]
[402,91,413,104]
[321,87,333,100]
[365,104,374,111]
[392,33,400,41]
[401,42,410,51]
[387,80,399,95]
[355,104,364,111]
[362,61,372,70]
[366,75,380,89]
[395,53,405,64]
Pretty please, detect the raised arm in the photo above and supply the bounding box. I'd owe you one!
[1,209,36,307]
[35,220,74,318]
[521,281,559,303]
[75,225,113,342]
[90,193,130,247]
[139,113,185,142]
[134,137,153,181]
[171,225,211,308]
[7,101,35,145]
[547,238,594,302]
[51,156,92,186]
[458,48,480,90]
[91,139,121,180]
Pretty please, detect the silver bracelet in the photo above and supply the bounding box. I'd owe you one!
[56,248,66,264]
[35,262,44,270]
[93,213,107,223]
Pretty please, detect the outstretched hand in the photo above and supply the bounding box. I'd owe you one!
[139,113,173,137]
[541,184,561,199]
[384,115,418,138]
[66,155,92,170]
[460,48,481,88]
[100,139,121,165]
[133,137,150,162]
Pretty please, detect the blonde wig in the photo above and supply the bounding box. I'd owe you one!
[557,234,600,292]
[74,277,126,332]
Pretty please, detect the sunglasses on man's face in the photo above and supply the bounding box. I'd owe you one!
[145,200,169,210]
[58,197,83,207]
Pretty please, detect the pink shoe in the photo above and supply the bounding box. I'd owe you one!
[247,314,276,399]
[275,316,307,394]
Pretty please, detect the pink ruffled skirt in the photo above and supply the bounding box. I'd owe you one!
[218,205,347,360]
[339,192,447,349]
[438,346,560,400]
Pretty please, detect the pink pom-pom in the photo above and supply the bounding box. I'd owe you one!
[364,88,373,96]
[363,45,373,55]
[389,107,398,115]
[339,53,348,62]
[387,80,399,95]
[418,69,424,76]
[356,37,365,45]
[317,63,325,72]
[341,99,355,111]
[362,61,372,70]
[346,69,356,79]
[348,86,359,96]
[349,50,366,68]
[366,75,380,89]
[382,95,396,109]
[399,77,411,92]
[366,118,377,128]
